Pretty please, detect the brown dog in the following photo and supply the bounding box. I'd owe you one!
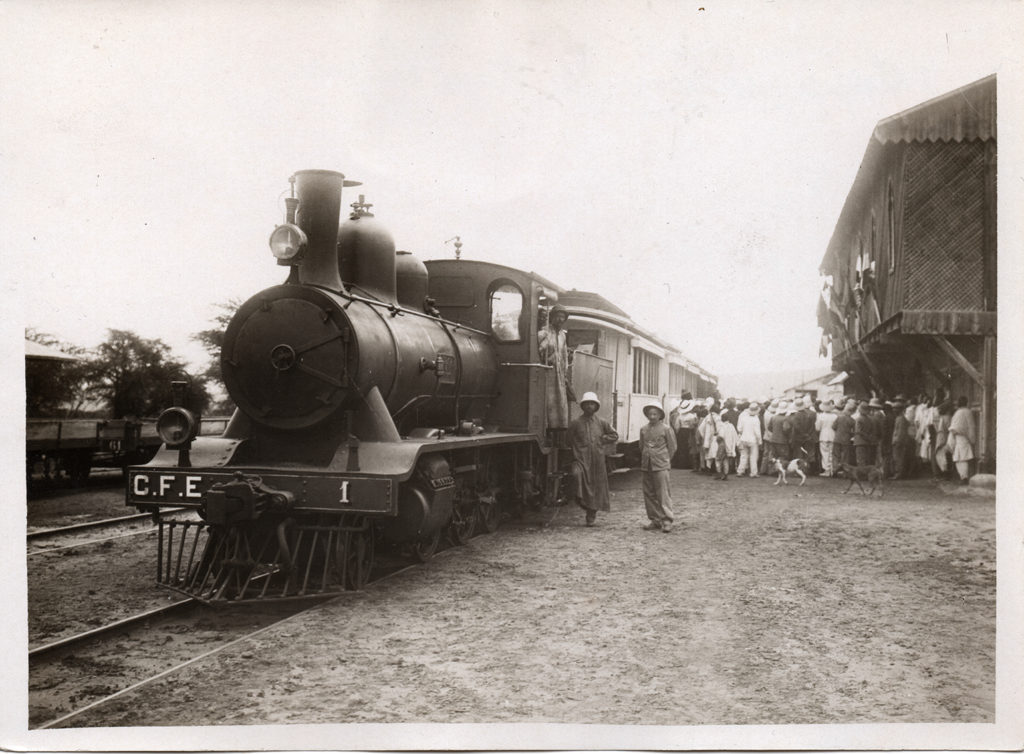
[838,462,884,497]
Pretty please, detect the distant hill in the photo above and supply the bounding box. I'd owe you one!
[716,368,833,401]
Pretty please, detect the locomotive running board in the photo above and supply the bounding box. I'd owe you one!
[155,516,372,605]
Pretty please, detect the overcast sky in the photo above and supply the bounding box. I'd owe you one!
[3,0,1021,384]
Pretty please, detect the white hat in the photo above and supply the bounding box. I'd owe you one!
[643,401,665,419]
[580,391,600,408]
[677,399,696,413]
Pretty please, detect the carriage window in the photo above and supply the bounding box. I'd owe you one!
[568,329,599,355]
[490,284,523,342]
[632,348,660,395]
[669,364,686,395]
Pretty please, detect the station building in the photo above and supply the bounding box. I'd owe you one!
[817,74,997,471]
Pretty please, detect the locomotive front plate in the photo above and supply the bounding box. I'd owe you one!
[128,469,394,514]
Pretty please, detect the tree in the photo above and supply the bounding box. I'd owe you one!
[192,299,241,413]
[86,329,211,418]
[25,328,92,417]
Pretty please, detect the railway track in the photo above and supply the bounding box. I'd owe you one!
[26,476,495,728]
[29,550,426,729]
[27,508,186,540]
[27,508,194,556]
[29,599,194,659]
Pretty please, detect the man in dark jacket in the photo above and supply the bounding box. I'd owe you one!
[879,398,896,478]
[721,398,739,428]
[832,399,856,471]
[789,397,817,467]
[869,398,887,472]
[889,397,912,479]
[769,401,793,463]
[853,401,878,466]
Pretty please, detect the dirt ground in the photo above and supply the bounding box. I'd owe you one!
[26,473,131,530]
[27,479,181,645]
[59,467,995,729]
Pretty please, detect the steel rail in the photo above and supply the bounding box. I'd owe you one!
[31,558,423,730]
[28,527,159,556]
[27,508,188,540]
[28,599,195,660]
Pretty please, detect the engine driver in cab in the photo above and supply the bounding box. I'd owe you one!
[538,303,575,444]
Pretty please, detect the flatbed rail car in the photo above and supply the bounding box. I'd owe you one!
[28,416,230,485]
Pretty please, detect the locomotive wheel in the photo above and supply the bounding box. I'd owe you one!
[477,492,502,534]
[410,528,442,563]
[448,501,477,545]
[344,529,374,591]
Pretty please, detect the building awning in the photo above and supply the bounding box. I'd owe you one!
[897,309,997,335]
[827,371,849,386]
[831,309,996,366]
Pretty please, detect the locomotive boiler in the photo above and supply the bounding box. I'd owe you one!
[128,169,564,603]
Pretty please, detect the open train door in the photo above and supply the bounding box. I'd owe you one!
[571,350,613,420]
[570,351,622,469]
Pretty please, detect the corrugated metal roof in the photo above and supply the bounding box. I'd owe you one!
[819,74,997,277]
[873,74,996,144]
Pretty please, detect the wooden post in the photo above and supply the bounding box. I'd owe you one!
[854,344,890,394]
[983,140,997,312]
[903,339,950,389]
[981,335,996,472]
[981,139,997,470]
[931,336,985,389]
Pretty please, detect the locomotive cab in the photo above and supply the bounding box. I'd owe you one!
[425,259,562,437]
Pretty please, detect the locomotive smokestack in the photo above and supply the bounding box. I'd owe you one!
[292,169,349,291]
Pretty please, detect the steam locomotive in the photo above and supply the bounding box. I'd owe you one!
[127,169,577,603]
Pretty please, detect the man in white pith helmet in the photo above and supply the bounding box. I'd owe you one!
[567,391,618,526]
[640,400,676,533]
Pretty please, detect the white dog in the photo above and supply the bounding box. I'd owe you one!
[773,457,808,486]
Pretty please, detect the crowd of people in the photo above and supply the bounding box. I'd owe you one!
[668,390,978,485]
[541,306,978,533]
[561,388,977,531]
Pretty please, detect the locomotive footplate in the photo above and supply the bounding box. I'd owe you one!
[128,467,394,515]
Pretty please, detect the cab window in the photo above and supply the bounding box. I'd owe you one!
[490,283,523,342]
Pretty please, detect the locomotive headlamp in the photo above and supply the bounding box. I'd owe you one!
[157,407,199,448]
[269,223,308,264]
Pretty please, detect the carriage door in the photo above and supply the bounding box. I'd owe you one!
[571,351,614,426]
